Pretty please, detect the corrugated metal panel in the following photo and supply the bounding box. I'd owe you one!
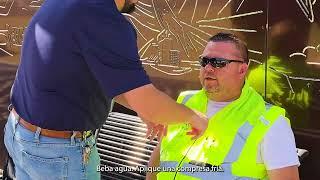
[97,112,158,180]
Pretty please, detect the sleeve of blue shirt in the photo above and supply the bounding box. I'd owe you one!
[76,1,151,98]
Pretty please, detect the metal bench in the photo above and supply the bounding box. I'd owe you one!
[96,112,158,180]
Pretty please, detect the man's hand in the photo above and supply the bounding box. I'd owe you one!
[145,122,167,142]
[144,110,208,141]
[187,110,208,139]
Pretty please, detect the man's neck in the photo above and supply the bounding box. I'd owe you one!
[205,81,245,102]
[206,91,241,102]
[206,86,242,102]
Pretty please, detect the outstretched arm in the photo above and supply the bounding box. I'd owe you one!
[115,84,208,138]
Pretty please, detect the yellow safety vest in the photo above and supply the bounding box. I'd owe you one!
[158,83,288,180]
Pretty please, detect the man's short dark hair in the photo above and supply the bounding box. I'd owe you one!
[209,32,249,64]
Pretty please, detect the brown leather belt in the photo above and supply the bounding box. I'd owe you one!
[12,109,91,139]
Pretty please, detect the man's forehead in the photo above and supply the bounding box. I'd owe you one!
[202,41,242,58]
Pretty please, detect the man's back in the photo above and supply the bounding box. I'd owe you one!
[11,0,144,130]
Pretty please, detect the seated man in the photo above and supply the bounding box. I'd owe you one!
[147,32,300,180]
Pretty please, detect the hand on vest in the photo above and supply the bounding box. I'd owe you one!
[188,110,208,139]
[145,121,167,142]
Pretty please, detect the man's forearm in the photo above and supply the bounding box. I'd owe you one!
[122,84,199,125]
[114,95,131,109]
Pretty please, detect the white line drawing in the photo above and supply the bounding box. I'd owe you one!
[295,0,317,23]
[179,21,211,36]
[190,32,207,44]
[136,4,153,15]
[129,19,147,41]
[199,25,257,33]
[138,38,154,55]
[0,0,14,16]
[289,52,307,57]
[133,12,141,16]
[22,0,43,11]
[191,0,198,24]
[29,0,43,8]
[124,14,160,33]
[204,0,213,18]
[269,66,320,93]
[0,28,14,55]
[273,44,320,92]
[185,33,198,52]
[236,0,246,12]
[197,11,264,23]
[0,24,25,56]
[127,0,263,76]
[290,45,318,57]
[218,0,233,15]
[249,59,263,65]
[189,34,205,48]
[158,64,179,68]
[0,48,13,56]
[178,0,187,14]
[248,49,263,55]
[289,44,320,64]
[317,44,320,52]
[307,62,320,65]
[138,1,152,8]
[135,4,155,18]
[146,21,156,26]
[303,46,316,52]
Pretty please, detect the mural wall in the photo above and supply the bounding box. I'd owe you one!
[0,0,319,178]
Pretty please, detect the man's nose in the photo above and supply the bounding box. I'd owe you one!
[204,64,215,72]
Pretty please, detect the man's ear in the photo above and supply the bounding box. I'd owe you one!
[239,63,248,77]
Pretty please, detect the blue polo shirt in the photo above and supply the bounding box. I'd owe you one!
[11,0,151,130]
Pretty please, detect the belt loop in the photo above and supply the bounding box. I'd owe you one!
[34,127,41,142]
[70,131,77,145]
[13,110,19,122]
[7,104,13,112]
[13,109,20,135]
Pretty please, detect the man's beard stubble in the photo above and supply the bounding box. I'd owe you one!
[120,0,136,14]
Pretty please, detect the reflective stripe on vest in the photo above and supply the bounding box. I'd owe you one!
[181,91,198,105]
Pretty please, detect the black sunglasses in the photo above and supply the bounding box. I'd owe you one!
[199,57,245,68]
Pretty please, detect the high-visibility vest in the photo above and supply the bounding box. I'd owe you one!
[158,82,287,180]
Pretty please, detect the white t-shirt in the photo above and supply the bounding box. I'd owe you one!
[206,100,300,170]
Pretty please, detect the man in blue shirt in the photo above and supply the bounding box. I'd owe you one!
[3,0,208,179]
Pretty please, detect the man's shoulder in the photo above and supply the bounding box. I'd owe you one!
[77,0,125,21]
[265,103,286,116]
[179,90,200,96]
[177,90,201,104]
[260,115,300,170]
